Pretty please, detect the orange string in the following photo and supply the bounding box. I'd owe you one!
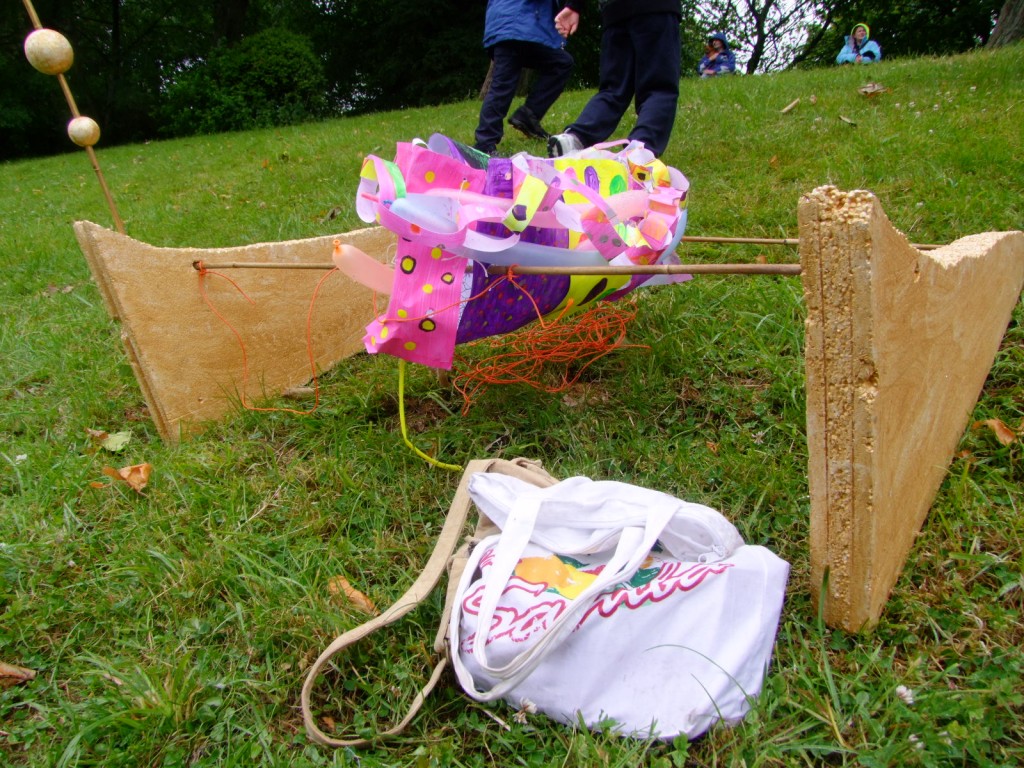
[195,260,641,420]
[195,262,337,416]
[451,300,645,414]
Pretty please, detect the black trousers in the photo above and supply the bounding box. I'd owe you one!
[565,12,680,157]
[475,40,573,149]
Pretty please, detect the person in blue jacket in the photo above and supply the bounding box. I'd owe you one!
[472,0,579,156]
[836,23,881,65]
[699,32,736,77]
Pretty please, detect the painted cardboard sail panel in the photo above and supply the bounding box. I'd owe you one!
[74,220,395,442]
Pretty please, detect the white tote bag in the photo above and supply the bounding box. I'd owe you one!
[449,473,790,740]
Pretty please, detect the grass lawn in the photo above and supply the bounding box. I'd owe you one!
[2,44,1023,767]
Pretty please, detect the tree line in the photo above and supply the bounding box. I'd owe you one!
[1,0,1018,161]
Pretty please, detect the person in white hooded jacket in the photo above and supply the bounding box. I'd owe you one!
[836,23,881,65]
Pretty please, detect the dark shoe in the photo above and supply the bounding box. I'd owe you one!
[509,107,549,140]
[546,132,583,158]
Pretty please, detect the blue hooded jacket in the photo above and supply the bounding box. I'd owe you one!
[698,32,736,77]
[484,0,566,50]
[836,23,881,64]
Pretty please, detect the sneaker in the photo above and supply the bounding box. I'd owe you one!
[508,106,549,140]
[546,132,584,157]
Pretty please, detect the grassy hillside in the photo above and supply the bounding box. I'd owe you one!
[1,45,1022,766]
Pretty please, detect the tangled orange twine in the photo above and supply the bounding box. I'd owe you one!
[451,301,644,414]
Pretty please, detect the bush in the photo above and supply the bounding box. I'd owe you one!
[160,27,328,137]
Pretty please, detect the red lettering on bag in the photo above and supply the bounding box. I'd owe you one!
[460,558,732,650]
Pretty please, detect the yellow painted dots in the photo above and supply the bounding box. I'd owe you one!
[419,318,437,332]
[425,171,436,183]
[379,326,389,339]
[441,272,455,284]
[400,255,416,274]
[404,341,417,351]
[431,246,443,259]
[397,309,409,319]
[422,283,434,294]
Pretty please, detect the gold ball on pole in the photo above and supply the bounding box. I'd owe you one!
[24,28,74,75]
[68,116,101,147]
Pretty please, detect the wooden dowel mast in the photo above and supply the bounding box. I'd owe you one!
[21,0,42,27]
[22,0,126,234]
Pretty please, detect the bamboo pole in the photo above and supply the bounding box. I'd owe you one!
[681,235,940,250]
[23,0,126,234]
[193,260,803,276]
[192,233,943,272]
[485,263,803,276]
[683,235,800,247]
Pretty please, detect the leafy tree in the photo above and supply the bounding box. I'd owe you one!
[4,0,223,158]
[319,0,487,114]
[159,27,327,136]
[688,0,840,73]
[796,0,1002,67]
[0,3,69,158]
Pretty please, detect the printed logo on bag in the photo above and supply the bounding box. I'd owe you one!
[460,550,733,649]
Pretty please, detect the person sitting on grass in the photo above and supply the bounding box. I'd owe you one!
[698,32,736,78]
[836,23,881,65]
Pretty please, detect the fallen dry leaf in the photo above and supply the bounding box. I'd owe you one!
[100,671,125,687]
[102,463,153,493]
[0,661,36,689]
[780,98,800,114]
[100,431,132,452]
[971,418,1017,446]
[321,206,343,223]
[839,115,857,126]
[858,82,888,96]
[705,441,719,455]
[327,575,378,615]
[87,428,132,453]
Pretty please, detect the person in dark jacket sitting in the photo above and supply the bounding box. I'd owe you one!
[472,0,579,156]
[698,32,736,77]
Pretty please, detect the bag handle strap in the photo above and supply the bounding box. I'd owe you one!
[451,497,676,699]
[301,457,556,748]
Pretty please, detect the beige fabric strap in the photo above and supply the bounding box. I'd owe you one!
[301,457,556,747]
